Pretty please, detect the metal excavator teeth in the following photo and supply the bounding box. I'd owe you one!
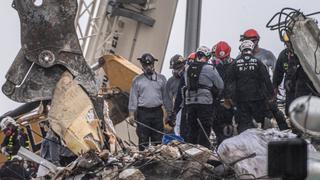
[3,0,98,103]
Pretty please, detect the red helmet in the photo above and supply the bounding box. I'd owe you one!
[187,52,197,62]
[215,41,231,60]
[241,29,260,41]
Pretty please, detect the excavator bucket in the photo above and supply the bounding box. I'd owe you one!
[103,54,142,92]
[48,72,104,155]
[3,0,98,103]
[289,15,320,94]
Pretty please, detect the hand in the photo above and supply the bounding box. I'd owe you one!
[165,113,176,128]
[223,99,233,109]
[126,112,136,126]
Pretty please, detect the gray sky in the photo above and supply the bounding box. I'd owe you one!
[0,0,320,114]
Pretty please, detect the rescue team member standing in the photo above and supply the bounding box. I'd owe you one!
[240,29,288,130]
[273,33,297,116]
[225,40,274,133]
[127,53,172,151]
[184,46,224,148]
[165,54,187,139]
[213,41,234,144]
[0,116,29,160]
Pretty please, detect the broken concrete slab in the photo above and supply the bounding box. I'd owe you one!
[119,168,145,180]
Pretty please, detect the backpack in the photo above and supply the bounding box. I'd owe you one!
[186,62,205,91]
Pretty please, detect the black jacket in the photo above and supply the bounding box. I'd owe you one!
[225,54,274,102]
[216,61,232,98]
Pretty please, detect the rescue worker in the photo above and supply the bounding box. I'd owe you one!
[127,53,171,151]
[165,54,187,139]
[225,40,274,133]
[213,41,234,144]
[273,33,297,116]
[240,29,288,130]
[173,52,196,141]
[240,29,276,71]
[184,46,224,148]
[0,116,29,160]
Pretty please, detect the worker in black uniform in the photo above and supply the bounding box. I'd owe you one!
[290,57,317,98]
[165,54,188,139]
[240,29,288,130]
[225,40,274,133]
[273,33,297,116]
[213,41,234,145]
[183,46,224,148]
[127,53,172,151]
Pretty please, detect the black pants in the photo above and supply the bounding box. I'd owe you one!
[269,101,289,130]
[179,107,188,141]
[136,106,163,151]
[235,100,271,133]
[186,104,213,148]
[212,103,234,145]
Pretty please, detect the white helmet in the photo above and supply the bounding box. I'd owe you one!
[0,116,17,131]
[239,40,255,52]
[196,46,211,61]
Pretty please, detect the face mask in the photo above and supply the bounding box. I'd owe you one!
[142,64,155,75]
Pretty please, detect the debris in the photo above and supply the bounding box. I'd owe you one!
[159,145,181,159]
[218,128,316,178]
[180,144,211,163]
[17,146,58,176]
[119,168,145,180]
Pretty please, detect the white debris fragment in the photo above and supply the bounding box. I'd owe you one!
[217,128,316,178]
[183,146,211,163]
[119,168,145,180]
[160,145,181,159]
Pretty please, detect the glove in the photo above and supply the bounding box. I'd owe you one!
[126,112,136,126]
[223,99,233,109]
[1,147,9,156]
[166,113,176,128]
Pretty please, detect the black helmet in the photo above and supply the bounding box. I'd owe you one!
[137,53,158,65]
[169,54,185,69]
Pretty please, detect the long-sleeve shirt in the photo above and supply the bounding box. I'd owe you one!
[173,76,185,114]
[273,49,289,88]
[165,75,181,113]
[184,64,224,105]
[128,73,171,113]
[254,48,277,71]
[225,54,274,102]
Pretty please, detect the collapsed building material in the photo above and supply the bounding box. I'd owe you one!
[289,15,320,94]
[217,128,316,179]
[119,168,145,180]
[266,8,320,94]
[48,72,105,155]
[17,146,58,177]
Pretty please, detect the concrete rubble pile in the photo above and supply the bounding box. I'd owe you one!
[24,140,223,180]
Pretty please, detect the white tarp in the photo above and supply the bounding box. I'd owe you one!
[217,128,316,179]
